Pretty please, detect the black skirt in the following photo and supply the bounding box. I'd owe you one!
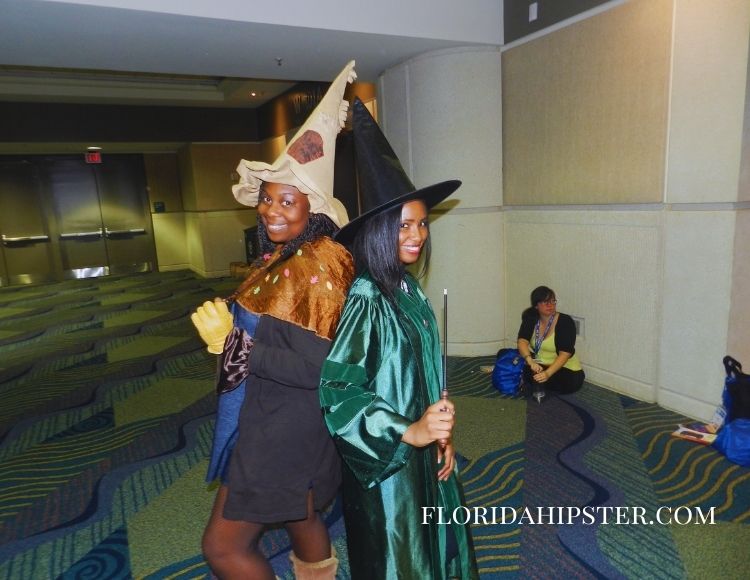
[223,315,341,523]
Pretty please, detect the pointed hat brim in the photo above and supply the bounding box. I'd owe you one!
[334,179,460,246]
[334,97,461,245]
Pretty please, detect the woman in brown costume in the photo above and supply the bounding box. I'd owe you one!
[191,61,356,579]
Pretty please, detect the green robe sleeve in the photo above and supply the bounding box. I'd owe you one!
[320,291,415,489]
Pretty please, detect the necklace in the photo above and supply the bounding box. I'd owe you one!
[533,314,555,358]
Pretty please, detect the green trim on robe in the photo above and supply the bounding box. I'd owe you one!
[320,272,479,580]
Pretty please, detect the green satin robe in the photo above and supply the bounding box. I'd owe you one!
[320,273,478,580]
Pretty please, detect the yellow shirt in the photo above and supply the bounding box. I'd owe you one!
[536,333,582,371]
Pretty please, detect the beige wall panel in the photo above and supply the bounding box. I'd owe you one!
[736,42,750,202]
[423,210,504,355]
[379,65,413,177]
[667,0,750,203]
[727,210,750,364]
[659,211,735,420]
[505,210,661,401]
[503,0,671,205]
[260,135,287,166]
[178,145,197,212]
[407,48,503,209]
[190,144,260,211]
[186,210,252,278]
[185,212,205,275]
[143,153,183,213]
[379,48,505,356]
[152,212,188,271]
[380,48,503,209]
[198,210,257,278]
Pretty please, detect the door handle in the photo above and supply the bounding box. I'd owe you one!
[104,227,146,237]
[2,234,51,244]
[59,229,104,240]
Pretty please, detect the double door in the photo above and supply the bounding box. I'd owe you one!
[0,154,155,286]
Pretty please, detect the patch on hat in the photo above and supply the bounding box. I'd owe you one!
[288,130,324,164]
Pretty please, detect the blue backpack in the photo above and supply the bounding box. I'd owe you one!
[713,356,750,467]
[492,348,525,395]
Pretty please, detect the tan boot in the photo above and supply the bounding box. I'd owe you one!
[289,546,338,580]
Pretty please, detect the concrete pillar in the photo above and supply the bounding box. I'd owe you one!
[378,47,503,356]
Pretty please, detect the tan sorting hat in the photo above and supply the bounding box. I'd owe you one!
[232,60,356,227]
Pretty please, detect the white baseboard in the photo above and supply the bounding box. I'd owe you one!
[582,365,656,403]
[583,366,715,421]
[448,340,506,357]
[657,389,716,422]
[187,267,229,278]
[157,264,190,272]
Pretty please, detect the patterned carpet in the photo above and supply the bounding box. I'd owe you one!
[1,272,748,579]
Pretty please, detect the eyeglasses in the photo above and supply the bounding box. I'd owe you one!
[539,300,557,306]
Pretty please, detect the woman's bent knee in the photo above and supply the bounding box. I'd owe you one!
[202,527,228,564]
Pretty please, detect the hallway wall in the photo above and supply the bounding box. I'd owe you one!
[378,47,504,356]
[499,0,749,420]
[377,0,749,420]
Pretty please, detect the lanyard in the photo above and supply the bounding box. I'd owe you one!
[533,314,555,356]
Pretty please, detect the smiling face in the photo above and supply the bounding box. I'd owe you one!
[398,200,429,265]
[535,293,558,318]
[257,182,311,244]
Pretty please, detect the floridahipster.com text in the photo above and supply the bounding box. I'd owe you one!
[421,506,716,526]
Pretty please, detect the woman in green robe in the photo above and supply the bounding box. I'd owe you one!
[319,98,478,579]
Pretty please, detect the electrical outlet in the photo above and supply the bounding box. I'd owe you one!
[571,315,584,338]
[529,2,538,22]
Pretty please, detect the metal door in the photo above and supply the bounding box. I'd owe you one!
[0,159,57,285]
[45,157,109,279]
[96,155,155,275]
[0,240,6,287]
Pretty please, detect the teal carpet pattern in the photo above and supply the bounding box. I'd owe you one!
[1,272,749,579]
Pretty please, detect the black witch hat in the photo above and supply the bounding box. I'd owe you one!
[334,97,461,246]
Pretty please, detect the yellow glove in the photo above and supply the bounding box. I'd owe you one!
[190,299,233,354]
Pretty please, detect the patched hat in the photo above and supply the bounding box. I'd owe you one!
[232,60,356,227]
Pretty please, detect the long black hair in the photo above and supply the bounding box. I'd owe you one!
[252,212,338,268]
[351,202,432,305]
[521,285,556,323]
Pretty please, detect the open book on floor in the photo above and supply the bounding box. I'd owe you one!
[671,424,717,445]
[679,421,720,434]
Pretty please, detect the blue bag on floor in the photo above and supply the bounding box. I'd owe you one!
[721,356,750,422]
[492,348,525,395]
[713,418,750,467]
[713,356,750,467]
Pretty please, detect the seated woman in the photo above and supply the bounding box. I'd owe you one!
[516,286,584,400]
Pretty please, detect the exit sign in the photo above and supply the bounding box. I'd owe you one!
[85,151,102,164]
